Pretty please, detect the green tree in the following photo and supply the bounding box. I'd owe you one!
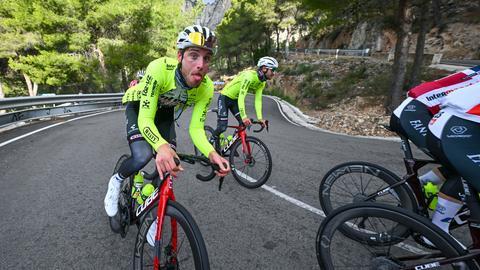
[216,0,277,71]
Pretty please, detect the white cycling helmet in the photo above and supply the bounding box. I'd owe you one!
[136,70,145,79]
[176,25,217,53]
[257,56,278,69]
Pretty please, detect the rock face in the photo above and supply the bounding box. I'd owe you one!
[301,1,480,59]
[184,0,231,30]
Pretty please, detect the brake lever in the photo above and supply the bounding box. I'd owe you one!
[218,177,225,191]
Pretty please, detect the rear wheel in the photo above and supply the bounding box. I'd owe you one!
[316,203,479,270]
[319,162,417,243]
[109,154,135,236]
[229,136,272,188]
[195,126,215,158]
[133,200,210,270]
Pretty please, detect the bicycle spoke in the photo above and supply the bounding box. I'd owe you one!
[339,178,357,197]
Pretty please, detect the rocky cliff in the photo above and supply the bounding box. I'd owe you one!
[184,0,231,30]
[301,1,480,59]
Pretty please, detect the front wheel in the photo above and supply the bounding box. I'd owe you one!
[229,136,272,189]
[133,200,210,270]
[316,203,479,270]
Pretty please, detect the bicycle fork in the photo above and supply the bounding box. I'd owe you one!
[153,176,177,270]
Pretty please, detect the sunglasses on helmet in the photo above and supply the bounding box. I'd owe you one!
[188,32,217,49]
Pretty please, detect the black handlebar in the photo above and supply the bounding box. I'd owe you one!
[142,154,221,183]
[250,119,269,133]
[177,153,223,182]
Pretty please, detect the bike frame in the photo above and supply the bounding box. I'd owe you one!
[219,124,250,157]
[132,173,177,270]
[364,133,472,228]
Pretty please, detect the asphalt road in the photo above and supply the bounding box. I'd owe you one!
[0,94,411,269]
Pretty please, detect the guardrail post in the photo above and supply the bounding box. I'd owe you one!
[431,53,443,65]
[336,49,340,59]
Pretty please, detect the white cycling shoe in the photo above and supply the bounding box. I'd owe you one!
[147,220,157,247]
[104,174,122,217]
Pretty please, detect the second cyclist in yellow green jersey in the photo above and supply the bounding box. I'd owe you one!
[211,56,278,146]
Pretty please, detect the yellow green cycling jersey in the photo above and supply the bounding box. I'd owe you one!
[122,57,215,157]
[220,69,266,120]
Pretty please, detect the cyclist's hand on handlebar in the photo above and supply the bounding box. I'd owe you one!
[208,151,230,177]
[242,118,252,126]
[156,144,184,180]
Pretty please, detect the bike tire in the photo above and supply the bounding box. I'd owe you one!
[319,162,416,244]
[229,136,272,189]
[109,154,131,234]
[133,200,210,270]
[319,161,416,213]
[316,202,479,270]
[194,126,215,158]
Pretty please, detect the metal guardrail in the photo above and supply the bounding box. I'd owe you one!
[439,59,480,67]
[289,48,371,57]
[0,93,124,128]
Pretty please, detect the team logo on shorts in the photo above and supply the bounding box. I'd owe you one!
[450,126,467,135]
[447,126,471,138]
[405,104,416,112]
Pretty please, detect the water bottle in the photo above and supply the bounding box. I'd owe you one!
[219,133,227,146]
[423,182,439,210]
[131,172,144,200]
[137,183,155,204]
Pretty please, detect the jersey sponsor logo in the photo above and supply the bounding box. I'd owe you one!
[429,111,444,125]
[143,127,159,143]
[142,76,152,96]
[409,120,427,136]
[425,89,454,101]
[142,100,150,109]
[447,126,471,138]
[166,63,176,70]
[200,98,211,122]
[150,80,158,97]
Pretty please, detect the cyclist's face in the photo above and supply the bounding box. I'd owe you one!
[178,47,213,88]
[263,67,276,80]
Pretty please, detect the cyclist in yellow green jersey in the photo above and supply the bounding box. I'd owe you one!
[104,25,230,218]
[211,56,278,147]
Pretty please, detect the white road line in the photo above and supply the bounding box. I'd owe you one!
[0,110,121,148]
[265,95,300,126]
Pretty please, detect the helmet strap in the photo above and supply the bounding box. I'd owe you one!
[257,68,267,82]
[178,50,185,70]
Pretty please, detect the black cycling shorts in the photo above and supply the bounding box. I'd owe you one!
[427,112,480,192]
[125,101,177,147]
[390,99,432,154]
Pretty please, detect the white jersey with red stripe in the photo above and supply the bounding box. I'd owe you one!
[439,81,480,124]
[408,65,480,114]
